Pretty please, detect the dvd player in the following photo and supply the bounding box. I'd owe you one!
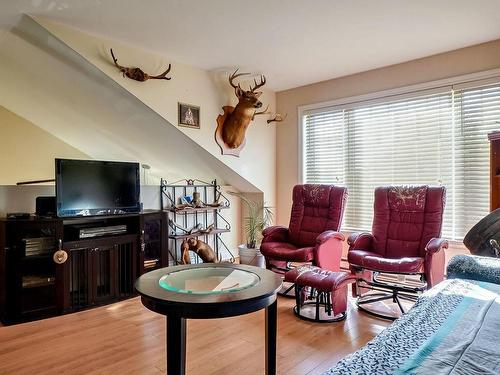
[79,225,127,239]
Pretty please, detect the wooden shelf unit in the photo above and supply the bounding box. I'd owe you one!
[489,131,500,211]
[0,210,167,325]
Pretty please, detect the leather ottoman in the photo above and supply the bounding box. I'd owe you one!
[285,265,356,322]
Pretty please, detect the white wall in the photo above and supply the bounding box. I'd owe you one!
[0,15,274,251]
[36,16,277,207]
[0,16,264,193]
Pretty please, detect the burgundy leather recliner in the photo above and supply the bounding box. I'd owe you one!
[348,185,448,319]
[260,184,348,281]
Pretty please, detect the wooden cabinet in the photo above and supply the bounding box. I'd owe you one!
[0,218,63,324]
[63,235,137,311]
[489,132,500,211]
[139,211,168,274]
[0,210,165,325]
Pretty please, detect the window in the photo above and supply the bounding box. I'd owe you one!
[302,82,500,240]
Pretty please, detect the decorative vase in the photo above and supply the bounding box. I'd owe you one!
[238,244,265,267]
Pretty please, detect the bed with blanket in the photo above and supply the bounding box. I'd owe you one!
[324,255,500,375]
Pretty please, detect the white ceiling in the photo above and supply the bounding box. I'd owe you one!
[2,0,500,91]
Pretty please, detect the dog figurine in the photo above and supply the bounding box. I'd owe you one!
[181,237,219,264]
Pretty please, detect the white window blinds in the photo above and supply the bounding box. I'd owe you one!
[302,82,500,240]
[452,84,500,238]
[304,109,345,184]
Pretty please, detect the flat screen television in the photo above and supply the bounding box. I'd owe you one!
[55,159,141,217]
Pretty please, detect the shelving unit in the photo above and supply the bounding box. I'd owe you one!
[160,179,234,264]
[0,218,61,323]
[489,131,500,211]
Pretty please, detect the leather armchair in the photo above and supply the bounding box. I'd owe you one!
[261,184,348,274]
[348,185,448,319]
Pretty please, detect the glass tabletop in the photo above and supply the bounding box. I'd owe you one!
[158,266,260,294]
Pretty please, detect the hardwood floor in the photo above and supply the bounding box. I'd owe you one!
[0,292,389,375]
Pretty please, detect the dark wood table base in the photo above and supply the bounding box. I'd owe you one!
[265,300,278,375]
[167,315,187,375]
[135,264,282,375]
[165,299,278,375]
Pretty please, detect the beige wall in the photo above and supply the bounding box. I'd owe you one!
[0,16,272,251]
[0,16,256,192]
[35,18,276,207]
[0,105,88,184]
[276,39,500,225]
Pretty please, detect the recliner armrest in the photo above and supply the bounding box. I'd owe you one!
[262,225,289,243]
[347,232,373,250]
[425,237,448,254]
[314,230,345,271]
[424,237,448,288]
[316,230,345,245]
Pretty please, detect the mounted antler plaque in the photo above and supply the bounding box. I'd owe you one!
[110,48,171,82]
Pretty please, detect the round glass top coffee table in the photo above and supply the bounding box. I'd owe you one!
[135,263,282,375]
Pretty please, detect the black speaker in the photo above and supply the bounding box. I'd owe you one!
[36,196,56,217]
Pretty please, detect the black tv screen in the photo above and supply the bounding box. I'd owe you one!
[56,159,141,217]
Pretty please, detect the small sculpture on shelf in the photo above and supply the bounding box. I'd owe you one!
[181,238,219,264]
[204,192,223,208]
[168,220,215,236]
[173,192,222,211]
[192,192,203,208]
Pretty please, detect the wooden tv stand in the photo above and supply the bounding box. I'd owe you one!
[0,210,168,325]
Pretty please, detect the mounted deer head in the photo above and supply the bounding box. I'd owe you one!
[215,70,270,155]
[229,69,268,112]
[110,49,171,82]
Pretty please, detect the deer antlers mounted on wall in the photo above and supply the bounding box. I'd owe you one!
[267,113,287,124]
[215,69,287,157]
[110,48,172,82]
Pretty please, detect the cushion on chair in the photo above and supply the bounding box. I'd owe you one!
[348,249,424,273]
[260,242,314,262]
[284,265,356,291]
[371,186,445,259]
[288,184,347,248]
[347,249,379,266]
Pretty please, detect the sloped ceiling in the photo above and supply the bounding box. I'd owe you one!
[0,15,261,192]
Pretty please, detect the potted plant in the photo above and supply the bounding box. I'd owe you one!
[229,192,273,265]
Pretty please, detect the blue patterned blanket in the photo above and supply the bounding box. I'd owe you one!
[324,277,500,374]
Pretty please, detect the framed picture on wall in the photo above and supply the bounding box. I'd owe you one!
[178,102,200,129]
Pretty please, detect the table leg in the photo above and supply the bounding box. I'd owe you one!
[166,315,186,375]
[265,299,278,375]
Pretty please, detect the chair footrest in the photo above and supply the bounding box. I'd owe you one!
[284,265,356,292]
[285,266,355,322]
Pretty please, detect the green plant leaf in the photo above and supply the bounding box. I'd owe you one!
[228,191,275,246]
